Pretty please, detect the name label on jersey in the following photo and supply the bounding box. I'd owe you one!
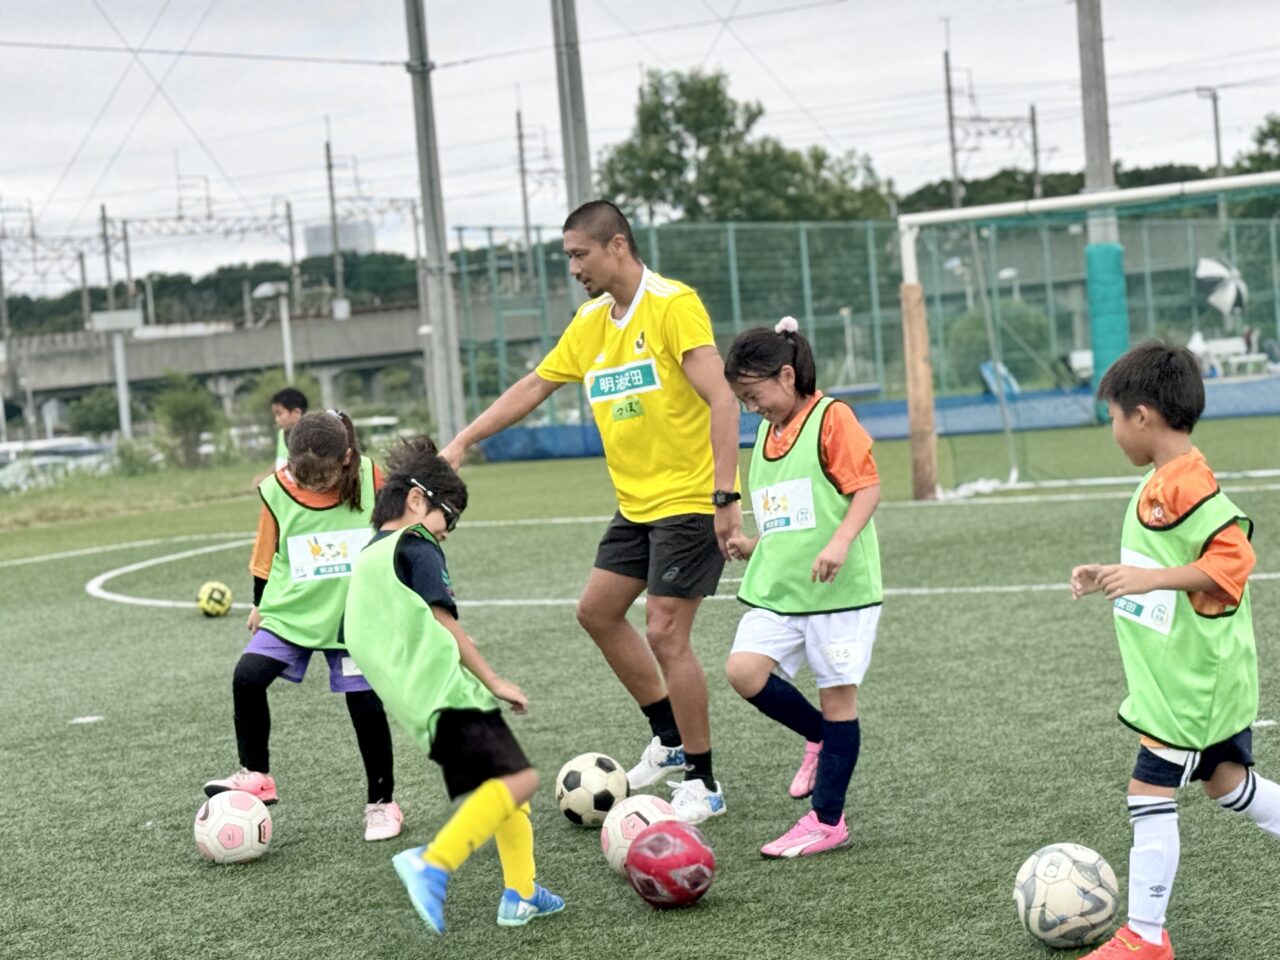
[586,359,661,404]
[752,478,817,535]
[1112,547,1176,636]
[287,528,374,582]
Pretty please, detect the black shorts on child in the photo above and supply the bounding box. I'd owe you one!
[1132,727,1255,789]
[429,708,532,800]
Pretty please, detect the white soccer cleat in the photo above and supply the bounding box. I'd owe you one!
[667,778,727,824]
[626,736,686,790]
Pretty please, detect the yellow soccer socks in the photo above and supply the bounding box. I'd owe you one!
[494,802,536,898]
[423,778,516,873]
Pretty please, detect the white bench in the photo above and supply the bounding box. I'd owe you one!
[1204,337,1269,376]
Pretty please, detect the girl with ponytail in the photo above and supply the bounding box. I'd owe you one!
[203,410,403,843]
[722,317,886,859]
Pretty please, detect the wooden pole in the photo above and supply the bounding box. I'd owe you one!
[900,281,937,500]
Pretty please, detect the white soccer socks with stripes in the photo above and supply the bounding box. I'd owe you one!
[1218,769,1280,838]
[1126,795,1180,946]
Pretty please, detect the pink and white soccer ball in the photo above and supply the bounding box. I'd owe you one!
[194,790,272,864]
[600,794,678,874]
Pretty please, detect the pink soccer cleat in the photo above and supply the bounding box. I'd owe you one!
[761,810,850,859]
[789,741,822,799]
[364,801,404,841]
[203,768,278,805]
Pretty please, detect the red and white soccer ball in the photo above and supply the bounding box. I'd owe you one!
[194,790,272,864]
[600,794,678,873]
[624,820,716,909]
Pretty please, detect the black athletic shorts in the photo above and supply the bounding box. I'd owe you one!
[594,511,725,598]
[1132,728,1255,789]
[429,708,531,800]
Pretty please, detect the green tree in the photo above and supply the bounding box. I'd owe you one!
[66,387,142,437]
[598,69,891,222]
[240,369,322,430]
[944,299,1051,390]
[152,374,224,468]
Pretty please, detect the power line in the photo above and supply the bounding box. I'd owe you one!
[34,0,175,224]
[709,3,843,153]
[0,1,847,72]
[68,0,222,230]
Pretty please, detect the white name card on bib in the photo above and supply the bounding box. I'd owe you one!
[1112,547,1177,636]
[287,528,374,582]
[752,478,817,536]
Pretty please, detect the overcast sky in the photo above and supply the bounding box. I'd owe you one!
[2,0,1278,294]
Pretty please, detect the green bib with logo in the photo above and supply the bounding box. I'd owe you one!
[256,456,376,650]
[738,397,882,615]
[1114,474,1256,749]
[344,525,498,750]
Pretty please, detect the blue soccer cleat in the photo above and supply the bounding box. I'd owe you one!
[496,884,566,927]
[392,846,448,935]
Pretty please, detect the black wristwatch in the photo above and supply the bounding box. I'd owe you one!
[711,490,741,507]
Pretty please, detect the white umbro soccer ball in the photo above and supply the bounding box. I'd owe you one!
[194,791,272,864]
[600,794,678,874]
[554,752,629,826]
[1013,842,1118,948]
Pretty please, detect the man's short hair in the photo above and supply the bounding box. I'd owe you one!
[270,387,309,413]
[1096,341,1203,432]
[563,200,640,259]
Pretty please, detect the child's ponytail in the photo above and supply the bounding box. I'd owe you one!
[724,316,817,395]
[287,410,365,511]
[332,411,364,512]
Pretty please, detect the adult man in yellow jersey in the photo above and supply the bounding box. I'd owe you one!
[441,201,741,824]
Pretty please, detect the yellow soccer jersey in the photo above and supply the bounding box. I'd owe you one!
[536,269,717,522]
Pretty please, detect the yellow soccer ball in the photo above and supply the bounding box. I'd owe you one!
[197,581,234,617]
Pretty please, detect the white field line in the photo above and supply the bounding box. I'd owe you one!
[84,539,254,610]
[11,479,1280,571]
[0,531,252,569]
[451,573,1277,607]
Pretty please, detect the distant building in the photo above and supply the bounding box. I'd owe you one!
[304,220,377,257]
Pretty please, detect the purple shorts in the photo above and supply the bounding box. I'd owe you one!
[244,629,372,693]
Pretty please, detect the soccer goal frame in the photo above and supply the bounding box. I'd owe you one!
[895,169,1280,501]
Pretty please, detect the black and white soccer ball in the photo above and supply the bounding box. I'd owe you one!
[554,752,628,826]
[1013,842,1119,948]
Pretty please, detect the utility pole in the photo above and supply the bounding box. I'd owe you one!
[1030,104,1043,199]
[516,108,535,282]
[1076,0,1117,243]
[0,238,9,445]
[100,204,116,310]
[325,132,346,303]
[551,0,592,210]
[1075,0,1127,413]
[405,0,466,440]
[943,49,963,208]
[78,251,91,329]
[122,219,135,308]
[285,200,302,309]
[1196,86,1227,223]
[409,200,442,424]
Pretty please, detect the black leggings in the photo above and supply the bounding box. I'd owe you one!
[232,653,395,804]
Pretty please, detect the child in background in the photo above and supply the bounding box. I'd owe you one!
[344,437,564,934]
[723,317,883,858]
[270,387,308,470]
[204,410,402,843]
[1071,342,1279,960]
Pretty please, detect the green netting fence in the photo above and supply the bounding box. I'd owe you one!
[450,210,1280,423]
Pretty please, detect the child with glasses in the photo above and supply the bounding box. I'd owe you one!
[203,410,403,842]
[344,436,564,934]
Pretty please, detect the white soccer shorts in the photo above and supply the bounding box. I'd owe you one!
[731,605,881,689]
